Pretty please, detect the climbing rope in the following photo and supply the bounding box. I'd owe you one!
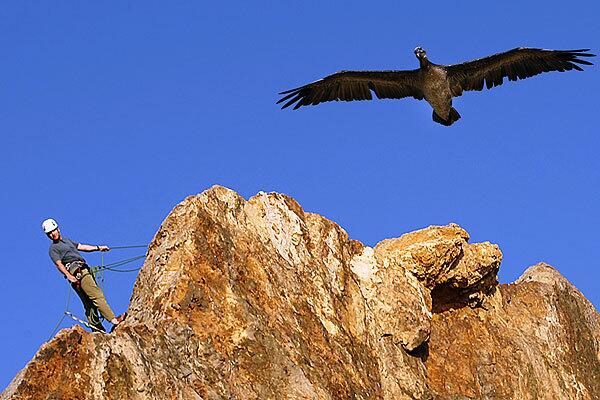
[91,254,146,274]
[64,312,107,333]
[97,251,106,290]
[109,245,148,249]
[48,284,72,340]
[48,244,147,338]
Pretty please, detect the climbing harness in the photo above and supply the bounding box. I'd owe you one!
[48,244,147,339]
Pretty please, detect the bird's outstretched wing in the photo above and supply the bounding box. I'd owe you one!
[277,70,423,110]
[446,48,595,96]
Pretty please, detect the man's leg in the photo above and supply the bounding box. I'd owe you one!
[78,269,117,322]
[72,283,106,332]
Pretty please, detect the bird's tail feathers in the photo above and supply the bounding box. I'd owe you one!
[449,107,461,123]
[432,108,461,126]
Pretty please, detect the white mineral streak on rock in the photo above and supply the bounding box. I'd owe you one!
[350,246,379,282]
[254,191,306,267]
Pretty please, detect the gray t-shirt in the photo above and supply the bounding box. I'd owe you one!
[48,237,85,265]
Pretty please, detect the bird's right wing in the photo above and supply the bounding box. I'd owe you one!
[446,48,595,96]
[277,70,423,110]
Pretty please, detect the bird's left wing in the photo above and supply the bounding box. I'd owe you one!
[446,48,595,96]
[277,70,423,110]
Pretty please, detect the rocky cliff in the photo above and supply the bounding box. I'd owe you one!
[3,186,600,399]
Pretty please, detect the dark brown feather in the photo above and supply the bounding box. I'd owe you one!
[277,70,424,109]
[446,48,595,95]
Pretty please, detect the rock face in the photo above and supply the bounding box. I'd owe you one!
[3,186,599,399]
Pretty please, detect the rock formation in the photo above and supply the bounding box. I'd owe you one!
[3,186,599,399]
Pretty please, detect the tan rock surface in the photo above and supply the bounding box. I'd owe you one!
[3,186,599,399]
[427,263,600,399]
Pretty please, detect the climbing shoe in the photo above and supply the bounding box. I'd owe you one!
[110,313,128,333]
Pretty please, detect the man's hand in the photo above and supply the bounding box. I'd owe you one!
[55,260,78,286]
[98,245,110,252]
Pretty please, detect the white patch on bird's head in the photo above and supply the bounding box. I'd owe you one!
[414,46,427,59]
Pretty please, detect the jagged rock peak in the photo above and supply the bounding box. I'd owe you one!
[3,186,599,400]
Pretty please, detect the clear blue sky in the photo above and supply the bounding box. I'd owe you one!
[1,1,598,390]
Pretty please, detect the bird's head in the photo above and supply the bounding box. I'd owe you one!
[414,46,427,60]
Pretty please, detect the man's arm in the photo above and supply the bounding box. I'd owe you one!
[77,244,110,252]
[54,260,78,284]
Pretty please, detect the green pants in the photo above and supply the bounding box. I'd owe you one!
[72,268,116,330]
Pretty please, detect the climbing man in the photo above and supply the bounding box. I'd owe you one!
[42,218,127,333]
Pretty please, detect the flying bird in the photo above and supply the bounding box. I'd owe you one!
[277,47,595,126]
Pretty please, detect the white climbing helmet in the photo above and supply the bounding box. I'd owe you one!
[42,218,59,234]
